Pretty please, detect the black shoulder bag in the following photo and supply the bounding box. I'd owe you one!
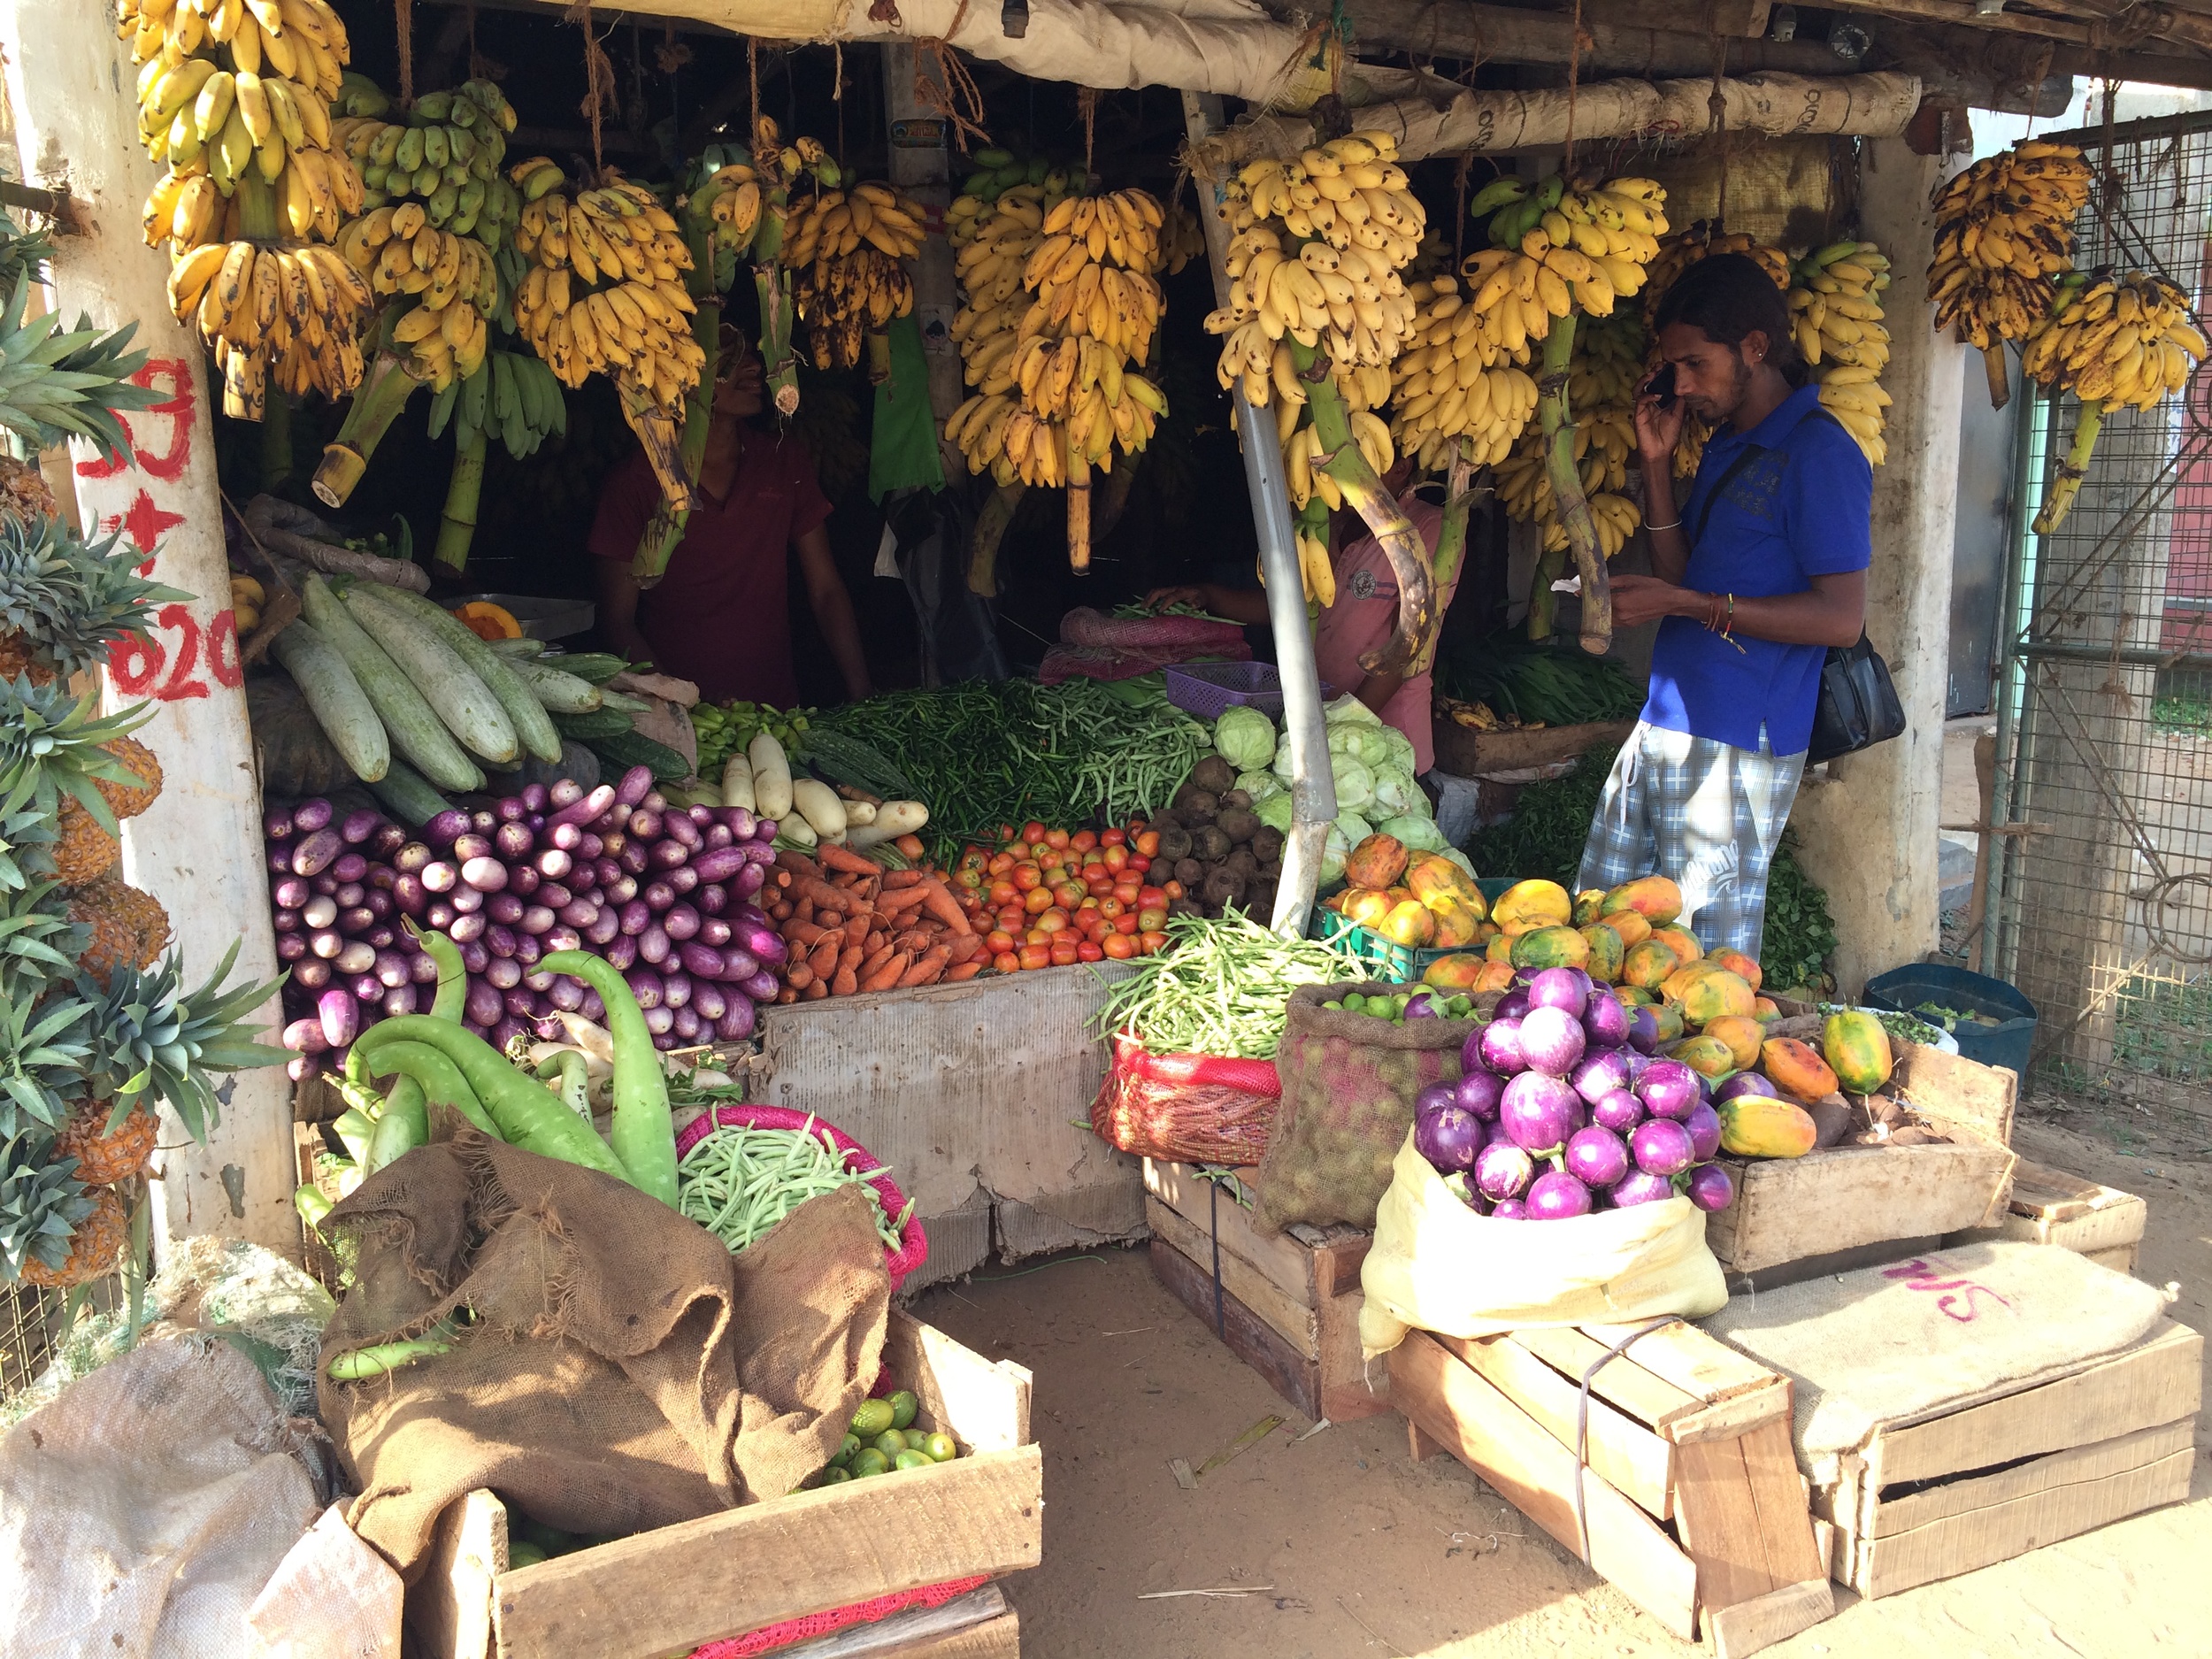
[1686,414,1904,765]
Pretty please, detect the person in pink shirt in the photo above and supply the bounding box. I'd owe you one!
[1147,459,1455,772]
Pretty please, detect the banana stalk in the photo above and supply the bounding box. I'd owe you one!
[1983,342,2011,411]
[1066,433,1092,575]
[1411,439,1476,678]
[434,426,488,574]
[751,176,801,418]
[2033,396,2103,535]
[1291,339,1433,675]
[260,394,293,492]
[633,216,724,588]
[968,481,1025,597]
[1533,313,1612,654]
[313,328,418,508]
[617,379,692,513]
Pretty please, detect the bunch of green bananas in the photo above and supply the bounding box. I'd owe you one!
[334,81,520,244]
[429,349,567,459]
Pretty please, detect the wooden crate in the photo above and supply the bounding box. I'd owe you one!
[407,1311,1041,1659]
[1706,1040,2018,1283]
[1814,1319,2200,1599]
[1142,1160,1390,1424]
[1394,1319,1834,1658]
[1947,1156,2147,1275]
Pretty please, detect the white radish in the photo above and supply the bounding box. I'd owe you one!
[843,801,929,849]
[789,779,849,842]
[749,731,793,819]
[842,799,878,827]
[720,749,756,810]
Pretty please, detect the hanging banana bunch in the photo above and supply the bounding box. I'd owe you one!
[1388,273,1540,471]
[1790,240,1893,465]
[1928,142,2093,410]
[126,0,370,419]
[1160,203,1206,275]
[2021,268,2204,534]
[743,120,846,415]
[1495,310,1644,557]
[426,349,568,572]
[780,173,928,380]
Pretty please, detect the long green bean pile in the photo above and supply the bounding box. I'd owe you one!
[677,1120,914,1253]
[1094,910,1362,1059]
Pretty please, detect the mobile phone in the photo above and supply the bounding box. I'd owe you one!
[1646,362,1678,409]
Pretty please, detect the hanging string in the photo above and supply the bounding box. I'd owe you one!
[1079,88,1098,180]
[1708,34,1731,229]
[913,2,992,155]
[2021,41,2055,142]
[395,0,415,105]
[1561,0,1586,177]
[566,0,619,173]
[749,37,761,142]
[834,42,845,165]
[1453,151,1471,265]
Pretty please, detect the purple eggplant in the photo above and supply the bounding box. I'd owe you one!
[485,956,523,991]
[1454,1067,1504,1121]
[1685,1162,1735,1212]
[1582,993,1632,1050]
[664,810,702,850]
[1500,1071,1580,1153]
[275,932,308,962]
[422,808,472,848]
[317,987,358,1048]
[613,765,655,809]
[1518,1005,1587,1078]
[638,924,671,965]
[1626,1005,1663,1055]
[1526,1168,1594,1220]
[678,941,726,980]
[1592,1087,1644,1136]
[1684,1102,1724,1163]
[1608,1169,1676,1209]
[660,970,692,1009]
[382,984,419,1018]
[291,827,343,877]
[692,980,727,1022]
[1416,1103,1486,1173]
[716,999,758,1042]
[549,779,585,810]
[663,903,701,941]
[671,1006,703,1043]
[1635,1060,1702,1121]
[643,1002,675,1037]
[509,865,540,898]
[265,803,296,841]
[546,975,586,1013]
[1474,1140,1534,1202]
[1714,1071,1778,1103]
[699,916,733,949]
[331,850,370,885]
[1564,1125,1631,1188]
[1631,1118,1696,1179]
[665,864,699,895]
[282,1016,328,1054]
[1479,1017,1526,1075]
[295,959,333,990]
[1569,1046,1633,1106]
[547,784,617,833]
[293,798,334,834]
[1525,967,1588,1020]
[1492,989,1531,1023]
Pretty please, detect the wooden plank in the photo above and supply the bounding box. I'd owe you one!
[1430,1331,1676,1519]
[1736,1418,1827,1587]
[411,1488,507,1659]
[1888,1039,2017,1144]
[1993,1193,2147,1256]
[1148,1238,1320,1420]
[1855,1445,2195,1600]
[491,1447,1043,1657]
[1875,1322,2202,1486]
[1580,1320,1785,1408]
[778,1588,1008,1657]
[876,1610,1020,1659]
[1313,1263,1391,1422]
[1705,1579,1836,1659]
[1146,1194,1317,1354]
[1146,1161,1319,1302]
[882,1310,1033,1455]
[1390,1332,1701,1640]
[1507,1325,1704,1432]
[1705,1143,2016,1276]
[1672,1435,1778,1612]
[2003,1156,2110,1217]
[1309,1231,1372,1300]
[1872,1418,2197,1538]
[1662,1388,1800,1448]
[2084,1242,2139,1274]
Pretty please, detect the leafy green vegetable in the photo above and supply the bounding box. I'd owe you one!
[1437,634,1644,726]
[1214,705,1276,771]
[1760,834,1838,995]
[1465,745,1618,884]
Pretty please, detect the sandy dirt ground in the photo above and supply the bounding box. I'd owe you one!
[907,1107,2210,1658]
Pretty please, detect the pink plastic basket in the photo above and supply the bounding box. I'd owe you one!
[674,1105,928,1293]
[1164,660,1338,722]
[688,1575,992,1658]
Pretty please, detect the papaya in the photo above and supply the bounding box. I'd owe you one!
[1493,878,1573,936]
[454,599,523,641]
[1760,1037,1839,1103]
[1601,874,1683,926]
[1659,960,1717,1002]
[1471,920,1501,944]
[1509,924,1591,971]
[1709,948,1763,992]
[1703,1014,1765,1070]
[1823,1010,1895,1094]
[1622,939,1679,990]
[1344,833,1410,890]
[1578,921,1625,984]
[1651,1003,1685,1043]
[1617,985,1657,1007]
[1344,887,1394,928]
[1670,1033,1737,1079]
[1753,995,1781,1018]
[1486,932,1517,963]
[1603,909,1653,949]
[1717,1094,1817,1158]
[1573,887,1608,926]
[1407,853,1486,918]
[1320,891,1347,913]
[1677,968,1756,1027]
[1423,953,1486,991]
[1379,898,1437,947]
[1474,959,1518,994]
[1651,925,1703,966]
[1427,895,1483,948]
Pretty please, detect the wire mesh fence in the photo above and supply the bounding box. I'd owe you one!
[1987,109,2212,1128]
[0,1277,122,1400]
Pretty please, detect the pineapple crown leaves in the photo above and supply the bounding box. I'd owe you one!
[0,985,92,1138]
[0,1130,95,1281]
[0,675,153,838]
[0,882,88,992]
[0,513,191,681]
[77,938,288,1144]
[0,772,58,895]
[0,210,55,294]
[0,273,162,465]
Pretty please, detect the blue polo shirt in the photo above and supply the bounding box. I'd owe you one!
[1642,383,1872,756]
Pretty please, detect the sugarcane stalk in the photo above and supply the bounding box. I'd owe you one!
[313,339,419,509]
[1066,430,1093,575]
[1535,312,1612,654]
[1410,439,1475,678]
[1290,339,1433,675]
[633,216,725,588]
[2033,396,2102,534]
[434,426,488,575]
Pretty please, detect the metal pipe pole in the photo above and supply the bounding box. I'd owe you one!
[1181,92,1335,937]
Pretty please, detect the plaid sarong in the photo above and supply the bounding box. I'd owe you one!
[1577,720,1806,960]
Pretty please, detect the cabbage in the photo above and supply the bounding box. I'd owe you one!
[1326,726,1356,757]
[1346,726,1397,766]
[1236,769,1283,802]
[1334,810,1374,847]
[1370,767,1422,818]
[1378,724,1417,776]
[1325,693,1383,728]
[1272,735,1295,782]
[1333,757,1375,813]
[1256,790,1295,834]
[1378,813,1448,853]
[1320,825,1350,887]
[1214,705,1277,772]
[1441,847,1478,878]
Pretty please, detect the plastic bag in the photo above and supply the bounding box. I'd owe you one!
[1358,1133,1726,1357]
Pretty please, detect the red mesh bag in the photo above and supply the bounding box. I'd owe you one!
[1088,1031,1280,1166]
[688,1575,992,1657]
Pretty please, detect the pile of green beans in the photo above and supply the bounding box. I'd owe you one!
[1094,910,1362,1059]
[676,1119,913,1254]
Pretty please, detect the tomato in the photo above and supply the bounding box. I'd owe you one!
[993,950,1020,973]
[1021,821,1047,846]
[996,912,1027,937]
[1137,886,1168,909]
[1070,829,1098,854]
[1102,933,1137,960]
[1113,912,1140,935]
[1102,844,1129,872]
[1044,827,1070,850]
[1024,886,1055,915]
[1082,917,1110,943]
[1049,941,1079,967]
[999,824,1018,841]
[1134,830,1161,857]
[986,929,1016,956]
[1018,943,1051,971]
[1138,930,1171,956]
[1112,879,1141,903]
[1138,906,1167,932]
[1101,827,1126,848]
[1163,879,1185,901]
[1076,940,1105,963]
[987,880,1017,907]
[1011,864,1043,893]
[1097,897,1125,920]
[1126,854,1151,874]
[987,852,1015,878]
[1037,846,1065,872]
[1051,882,1085,910]
[1038,909,1069,934]
[1085,874,1115,899]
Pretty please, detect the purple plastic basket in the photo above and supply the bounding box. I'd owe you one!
[1165,661,1335,722]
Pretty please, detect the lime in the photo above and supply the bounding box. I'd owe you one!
[873,1429,909,1461]
[833,1432,860,1467]
[903,1427,930,1450]
[821,1466,853,1485]
[923,1432,957,1463]
[894,1449,933,1471]
[887,1389,919,1431]
[1342,993,1366,1013]
[849,1448,889,1478]
[506,1541,548,1569]
[1323,1000,1341,1010]
[850,1398,895,1439]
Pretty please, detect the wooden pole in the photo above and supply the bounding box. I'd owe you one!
[0,0,297,1254]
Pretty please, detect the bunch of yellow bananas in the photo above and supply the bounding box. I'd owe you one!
[1928,142,2091,360]
[164,238,369,416]
[340,209,494,389]
[134,53,349,211]
[1790,240,1893,465]
[2024,269,2203,407]
[1644,225,1790,314]
[693,161,765,255]
[1388,273,1540,469]
[118,0,346,111]
[1159,204,1205,275]
[334,81,518,247]
[780,181,926,373]
[1463,173,1667,337]
[507,162,704,413]
[948,145,1081,245]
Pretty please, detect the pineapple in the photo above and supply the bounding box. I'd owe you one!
[94,735,162,821]
[52,1099,157,1185]
[0,676,153,884]
[0,515,188,685]
[66,875,168,987]
[18,1181,127,1287]
[0,1129,96,1283]
[78,940,286,1144]
[0,985,91,1136]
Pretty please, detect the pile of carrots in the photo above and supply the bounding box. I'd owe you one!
[764,843,987,1002]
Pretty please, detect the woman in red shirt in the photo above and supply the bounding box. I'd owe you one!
[589,336,872,706]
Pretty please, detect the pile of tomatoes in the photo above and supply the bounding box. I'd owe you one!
[950,820,1179,972]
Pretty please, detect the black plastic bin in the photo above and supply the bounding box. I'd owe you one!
[1863,964,2038,1079]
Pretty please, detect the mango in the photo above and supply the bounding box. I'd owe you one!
[1427,895,1484,948]
[1603,909,1653,949]
[1703,1014,1765,1070]
[1423,953,1486,991]
[1822,1010,1894,1094]
[1678,968,1756,1027]
[1344,887,1394,928]
[1573,888,1608,926]
[1344,833,1410,890]
[1709,948,1763,992]
[1717,1095,1818,1158]
[1622,939,1680,990]
[1494,878,1574,937]
[1670,1033,1738,1079]
[1760,1037,1839,1103]
[1509,924,1592,971]
[1601,874,1683,926]
[1379,898,1436,947]
[1407,853,1486,918]
[1578,921,1625,984]
[1652,925,1703,967]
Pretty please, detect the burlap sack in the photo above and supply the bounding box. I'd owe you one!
[1251,981,1480,1235]
[318,1130,887,1577]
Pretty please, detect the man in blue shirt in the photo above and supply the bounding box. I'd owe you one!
[1578,254,1871,960]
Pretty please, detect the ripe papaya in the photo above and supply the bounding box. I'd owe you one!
[1823,1010,1894,1094]
[1509,924,1591,971]
[1670,1033,1737,1079]
[1493,878,1573,936]
[1717,1094,1817,1158]
[1754,995,1781,1018]
[1760,1037,1839,1103]
[1651,1002,1685,1043]
[1601,874,1683,926]
[1651,925,1703,966]
[1427,895,1483,948]
[1344,887,1394,927]
[1703,1014,1764,1070]
[1622,939,1679,990]
[1709,948,1763,991]
[1379,898,1436,947]
[1344,833,1409,890]
[1617,984,1657,1007]
[1473,958,1518,994]
[1603,909,1653,949]
[1407,853,1486,918]
[1423,953,1486,991]
[1677,968,1756,1027]
[1486,932,1517,963]
[1578,921,1625,984]
[1573,887,1608,926]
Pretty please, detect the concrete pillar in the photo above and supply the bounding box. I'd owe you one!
[1786,140,1964,998]
[2,4,296,1252]
[881,44,966,470]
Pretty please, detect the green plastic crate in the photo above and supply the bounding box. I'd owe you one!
[1307,877,1524,985]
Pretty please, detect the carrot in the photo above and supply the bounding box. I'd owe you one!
[768,900,794,922]
[877,883,933,915]
[786,962,815,990]
[860,946,895,981]
[772,868,794,890]
[900,946,953,987]
[804,978,829,1000]
[796,878,861,914]
[895,833,926,861]
[917,879,973,935]
[833,964,858,995]
[881,870,927,890]
[807,936,841,979]
[842,912,872,948]
[776,987,799,1004]
[947,932,985,964]
[838,943,864,972]
[946,960,986,981]
[891,927,933,955]
[775,849,823,880]
[784,918,828,947]
[860,951,910,993]
[818,843,881,879]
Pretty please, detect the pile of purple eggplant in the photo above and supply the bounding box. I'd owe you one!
[1411,966,1734,1220]
[268,764,788,1079]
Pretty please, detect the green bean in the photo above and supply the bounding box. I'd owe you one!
[676,1118,908,1255]
[1094,909,1362,1059]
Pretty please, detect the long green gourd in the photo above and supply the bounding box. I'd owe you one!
[356,1018,628,1182]
[539,950,680,1209]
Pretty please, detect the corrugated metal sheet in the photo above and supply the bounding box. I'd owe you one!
[755,964,1144,1288]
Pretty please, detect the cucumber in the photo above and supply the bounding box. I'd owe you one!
[554,652,627,685]
[352,582,563,764]
[269,618,390,782]
[588,727,689,782]
[335,581,518,764]
[488,637,547,657]
[298,574,484,793]
[552,708,633,741]
[364,757,453,826]
[503,656,603,714]
[596,688,651,714]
